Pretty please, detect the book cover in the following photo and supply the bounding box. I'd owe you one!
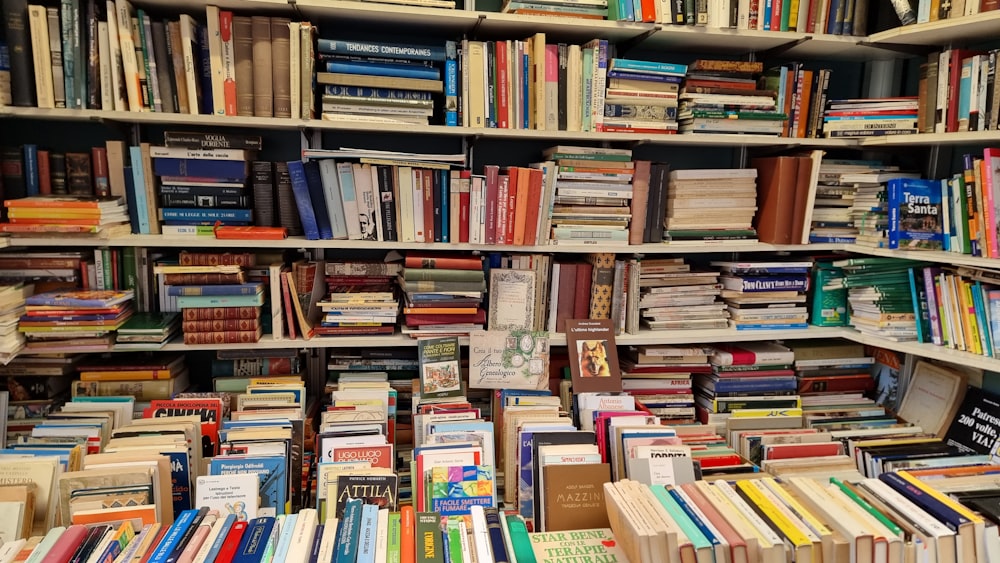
[208,456,287,516]
[333,474,398,518]
[541,463,611,532]
[565,319,621,393]
[887,177,945,250]
[429,465,493,516]
[415,512,444,563]
[468,329,549,390]
[943,385,1000,462]
[418,337,463,400]
[194,473,259,522]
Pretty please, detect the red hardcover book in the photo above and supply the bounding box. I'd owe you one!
[220,10,237,116]
[183,329,262,345]
[496,41,509,129]
[405,309,487,326]
[982,0,1000,10]
[404,253,483,270]
[770,0,783,31]
[178,251,256,267]
[947,49,986,132]
[163,273,246,285]
[694,453,744,468]
[280,272,298,339]
[459,170,471,243]
[484,165,499,245]
[40,524,89,563]
[496,174,510,245]
[181,307,260,321]
[91,147,110,198]
[762,441,842,460]
[573,263,592,321]
[423,167,435,243]
[555,263,577,333]
[640,0,658,21]
[314,326,395,336]
[331,444,394,468]
[213,520,248,563]
[511,167,530,246]
[37,149,51,195]
[504,170,518,245]
[182,318,261,332]
[522,168,544,246]
[684,78,758,90]
[798,374,876,394]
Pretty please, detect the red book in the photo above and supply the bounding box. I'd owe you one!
[770,0,782,31]
[504,170,518,245]
[947,49,986,132]
[798,374,875,394]
[496,41,509,129]
[40,524,89,563]
[640,0,657,21]
[459,170,471,243]
[37,149,51,195]
[511,167,530,246]
[763,441,842,460]
[183,329,262,345]
[404,253,483,270]
[496,174,510,245]
[522,168,544,246]
[110,249,120,290]
[400,505,415,563]
[423,168,435,243]
[213,520,248,563]
[555,263,577,333]
[219,10,237,116]
[138,525,169,563]
[695,453,744,468]
[484,165,499,245]
[91,147,110,198]
[405,309,487,326]
[573,263,592,321]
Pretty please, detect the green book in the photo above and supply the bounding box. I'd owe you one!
[830,477,903,537]
[25,526,67,563]
[175,293,265,308]
[811,263,848,327]
[415,512,444,563]
[386,512,402,563]
[118,312,180,333]
[446,517,465,563]
[504,514,537,563]
[401,268,485,283]
[650,485,712,551]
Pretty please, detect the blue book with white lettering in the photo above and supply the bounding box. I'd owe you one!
[334,499,363,563]
[444,41,458,126]
[286,160,321,240]
[439,169,449,243]
[355,504,379,563]
[316,39,446,62]
[233,517,277,563]
[325,60,440,80]
[148,509,199,563]
[209,455,288,515]
[887,177,945,250]
[160,208,253,222]
[205,514,237,562]
[608,59,686,75]
[271,514,297,563]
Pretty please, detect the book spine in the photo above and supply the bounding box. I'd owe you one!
[286,161,321,240]
[183,330,261,344]
[85,0,99,108]
[46,6,65,107]
[60,0,77,107]
[483,509,510,563]
[271,17,291,118]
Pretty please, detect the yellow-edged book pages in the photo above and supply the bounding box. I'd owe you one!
[622,479,684,563]
[735,480,816,563]
[760,477,846,563]
[824,482,901,563]
[786,477,875,563]
[855,478,957,563]
[712,480,784,563]
[603,482,654,563]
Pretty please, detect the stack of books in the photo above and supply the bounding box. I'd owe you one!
[0,284,30,361]
[19,289,133,353]
[316,260,401,337]
[620,345,706,424]
[114,312,181,349]
[546,145,634,245]
[832,166,917,247]
[787,340,878,413]
[152,145,255,228]
[0,197,130,238]
[602,58,685,134]
[154,252,264,345]
[399,254,486,337]
[829,256,927,342]
[316,39,451,126]
[636,258,727,330]
[0,252,89,294]
[695,342,799,429]
[823,96,920,138]
[714,260,811,330]
[501,0,609,19]
[664,169,758,242]
[72,353,190,404]
[679,60,783,135]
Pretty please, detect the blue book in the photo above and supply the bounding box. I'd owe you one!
[304,161,334,240]
[316,39,446,62]
[128,147,151,234]
[148,509,200,563]
[233,517,277,563]
[271,514,297,563]
[323,85,433,101]
[196,24,213,115]
[308,523,325,563]
[887,178,945,250]
[334,498,363,563]
[122,166,140,233]
[622,0,635,20]
[441,529,451,563]
[483,508,510,563]
[522,53,530,129]
[286,161,321,240]
[734,323,810,330]
[667,487,722,550]
[650,487,714,553]
[974,282,993,357]
[439,169,449,243]
[444,41,458,126]
[707,378,798,394]
[517,424,575,520]
[355,504,379,563]
[609,59,686,75]
[325,60,440,80]
[153,159,248,180]
[22,144,38,196]
[175,293,264,308]
[166,283,263,296]
[205,514,237,562]
[60,0,78,108]
[160,208,253,222]
[761,0,773,29]
[209,456,288,514]
[165,507,209,563]
[826,0,843,33]
[879,472,972,532]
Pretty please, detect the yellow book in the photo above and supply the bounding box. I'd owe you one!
[897,471,986,561]
[786,477,875,563]
[7,209,105,218]
[961,279,983,355]
[730,407,803,418]
[713,480,787,563]
[760,478,841,563]
[735,480,816,563]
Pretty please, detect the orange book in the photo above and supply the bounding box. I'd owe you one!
[79,369,177,382]
[8,208,104,217]
[8,217,103,226]
[4,197,116,209]
[212,225,288,240]
[403,254,483,270]
[512,167,531,246]
[0,224,103,234]
[509,9,604,18]
[639,0,657,20]
[906,464,1000,478]
[71,504,158,527]
[522,168,545,246]
[402,307,479,315]
[400,505,416,563]
[795,70,813,138]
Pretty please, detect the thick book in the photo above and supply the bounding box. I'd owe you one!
[286,161,321,240]
[751,156,800,244]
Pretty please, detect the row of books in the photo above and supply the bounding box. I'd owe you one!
[6,0,315,119]
[892,0,998,25]
[916,48,1000,135]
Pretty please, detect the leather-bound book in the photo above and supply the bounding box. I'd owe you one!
[250,16,272,117]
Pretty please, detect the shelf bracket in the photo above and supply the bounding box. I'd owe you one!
[855,41,936,57]
[470,14,486,37]
[756,36,810,60]
[618,27,659,57]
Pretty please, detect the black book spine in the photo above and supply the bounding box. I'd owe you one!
[642,163,657,243]
[161,193,250,208]
[2,0,36,107]
[251,160,275,226]
[151,20,177,113]
[86,0,100,108]
[486,40,496,128]
[162,131,263,150]
[0,147,25,216]
[376,165,397,241]
[65,152,93,196]
[558,44,568,131]
[49,153,67,194]
[274,161,302,236]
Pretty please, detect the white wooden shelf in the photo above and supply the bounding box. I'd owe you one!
[866,10,1000,48]
[859,130,1000,147]
[844,331,1000,372]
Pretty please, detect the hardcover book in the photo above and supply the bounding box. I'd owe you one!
[418,337,463,400]
[541,463,611,532]
[468,329,549,390]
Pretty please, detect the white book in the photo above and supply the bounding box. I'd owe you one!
[269,263,284,340]
[368,165,386,242]
[0,539,25,563]
[567,45,583,132]
[547,263,560,332]
[195,473,260,520]
[192,514,233,563]
[178,14,200,115]
[935,50,950,133]
[737,0,750,27]
[317,160,349,240]
[148,146,248,160]
[398,166,415,242]
[287,508,318,563]
[976,56,989,131]
[411,169,425,242]
[288,21,300,120]
[352,163,378,242]
[27,5,54,108]
[97,22,113,109]
[104,1,126,111]
[84,531,115,563]
[470,506,494,563]
[205,6,226,115]
[336,162,364,240]
[469,175,482,244]
[373,509,389,563]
